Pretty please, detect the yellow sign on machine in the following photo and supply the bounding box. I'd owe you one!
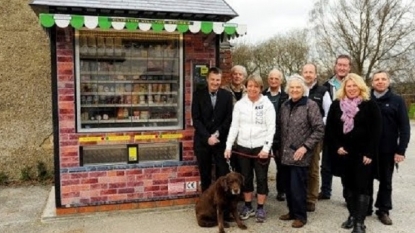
[160,134,183,139]
[106,136,130,141]
[134,135,157,140]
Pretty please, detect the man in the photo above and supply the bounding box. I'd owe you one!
[192,67,234,192]
[222,65,248,173]
[319,54,352,200]
[262,69,288,201]
[301,64,332,211]
[369,71,410,225]
[222,65,248,104]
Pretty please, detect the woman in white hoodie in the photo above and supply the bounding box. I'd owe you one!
[224,74,276,223]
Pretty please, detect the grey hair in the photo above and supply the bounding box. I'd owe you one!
[231,65,248,78]
[285,74,309,97]
[268,69,285,82]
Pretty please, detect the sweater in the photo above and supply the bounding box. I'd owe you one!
[226,95,276,153]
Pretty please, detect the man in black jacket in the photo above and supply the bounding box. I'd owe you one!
[319,54,352,200]
[369,71,411,225]
[192,67,234,192]
[263,69,288,201]
[302,64,332,212]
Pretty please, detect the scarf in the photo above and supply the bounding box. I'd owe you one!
[340,97,362,134]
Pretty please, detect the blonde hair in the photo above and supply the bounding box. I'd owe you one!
[245,74,263,91]
[336,73,370,100]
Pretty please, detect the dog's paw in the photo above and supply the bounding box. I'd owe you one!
[223,222,230,228]
[237,223,247,230]
[218,228,226,233]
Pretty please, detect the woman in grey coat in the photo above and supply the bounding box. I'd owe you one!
[277,74,325,228]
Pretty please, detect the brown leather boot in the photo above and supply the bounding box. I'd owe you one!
[292,219,306,228]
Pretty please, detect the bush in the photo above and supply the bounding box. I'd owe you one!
[0,172,9,185]
[20,166,33,181]
[37,161,52,181]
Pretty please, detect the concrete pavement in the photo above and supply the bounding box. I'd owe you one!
[1,123,414,233]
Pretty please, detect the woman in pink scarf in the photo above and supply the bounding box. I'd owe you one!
[325,73,381,233]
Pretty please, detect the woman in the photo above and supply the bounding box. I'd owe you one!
[325,73,381,233]
[277,74,325,228]
[224,74,275,223]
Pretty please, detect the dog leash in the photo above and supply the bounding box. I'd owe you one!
[226,159,234,172]
[230,150,274,165]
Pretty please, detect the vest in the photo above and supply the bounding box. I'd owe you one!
[308,84,327,117]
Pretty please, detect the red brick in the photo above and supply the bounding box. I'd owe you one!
[116,171,125,176]
[71,173,88,179]
[90,183,108,189]
[62,191,80,198]
[144,186,160,192]
[109,183,126,189]
[89,172,107,178]
[100,189,117,195]
[143,168,161,174]
[118,188,135,194]
[91,196,108,203]
[126,170,142,175]
[61,179,80,186]
[81,178,98,184]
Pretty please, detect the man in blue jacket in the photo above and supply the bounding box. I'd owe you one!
[369,71,411,225]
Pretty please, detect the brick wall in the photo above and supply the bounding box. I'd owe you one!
[55,28,218,210]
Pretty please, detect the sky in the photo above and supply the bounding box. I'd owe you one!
[224,0,314,43]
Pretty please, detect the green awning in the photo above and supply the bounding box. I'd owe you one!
[39,13,247,36]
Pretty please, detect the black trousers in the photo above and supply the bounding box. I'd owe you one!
[272,145,285,194]
[320,144,333,197]
[236,145,269,195]
[283,165,308,223]
[369,153,395,214]
[194,143,229,192]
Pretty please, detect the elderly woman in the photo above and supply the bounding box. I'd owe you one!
[222,65,248,104]
[277,74,325,228]
[325,73,381,233]
[224,74,275,223]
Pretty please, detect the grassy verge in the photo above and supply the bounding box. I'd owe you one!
[409,103,415,119]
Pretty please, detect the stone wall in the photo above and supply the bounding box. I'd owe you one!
[0,0,53,181]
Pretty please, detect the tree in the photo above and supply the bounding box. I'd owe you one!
[231,30,310,81]
[310,0,415,82]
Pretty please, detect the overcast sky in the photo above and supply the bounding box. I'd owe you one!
[225,0,314,43]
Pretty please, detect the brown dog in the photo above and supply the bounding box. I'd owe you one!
[195,172,247,233]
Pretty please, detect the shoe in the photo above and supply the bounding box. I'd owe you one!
[239,206,255,220]
[255,208,266,223]
[292,219,306,228]
[279,213,294,221]
[376,211,392,225]
[276,193,286,201]
[306,202,316,212]
[318,192,330,200]
[341,216,354,229]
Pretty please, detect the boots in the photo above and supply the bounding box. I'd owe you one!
[352,195,370,233]
[341,190,355,229]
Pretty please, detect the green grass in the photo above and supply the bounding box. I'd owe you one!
[409,103,415,119]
